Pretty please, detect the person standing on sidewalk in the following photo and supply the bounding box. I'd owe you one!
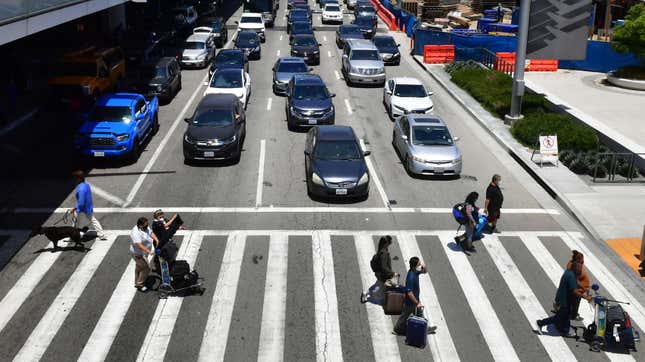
[361,235,398,304]
[537,261,591,336]
[70,170,106,240]
[566,250,590,321]
[130,217,158,292]
[393,257,437,335]
[484,174,503,233]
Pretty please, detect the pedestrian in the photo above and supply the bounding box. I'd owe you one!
[393,257,437,335]
[69,170,106,240]
[537,261,592,336]
[130,217,159,292]
[463,191,479,252]
[151,209,184,249]
[567,250,590,321]
[484,174,503,233]
[361,235,398,304]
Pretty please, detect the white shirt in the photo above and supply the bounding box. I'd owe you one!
[130,225,153,256]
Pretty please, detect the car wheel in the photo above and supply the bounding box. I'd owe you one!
[129,138,141,164]
[403,154,411,173]
[388,104,394,121]
[232,142,242,164]
[152,114,160,135]
[392,130,397,148]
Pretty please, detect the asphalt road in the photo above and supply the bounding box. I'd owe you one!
[0,1,644,361]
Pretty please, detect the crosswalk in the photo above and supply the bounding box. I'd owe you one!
[0,229,643,362]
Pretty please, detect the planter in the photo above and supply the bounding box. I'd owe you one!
[606,71,645,91]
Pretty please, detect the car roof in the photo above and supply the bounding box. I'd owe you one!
[277,57,307,63]
[197,94,238,109]
[392,77,423,85]
[407,115,445,126]
[345,39,377,49]
[316,126,356,141]
[241,12,262,17]
[293,74,324,85]
[293,34,316,40]
[218,48,242,55]
[97,93,140,107]
[374,35,395,41]
[186,33,210,42]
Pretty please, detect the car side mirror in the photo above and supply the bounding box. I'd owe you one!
[318,43,322,46]
[397,44,401,47]
[363,151,371,157]
[453,136,460,142]
[427,91,434,96]
[304,150,310,155]
[386,90,392,95]
[330,93,336,98]
[342,54,348,58]
[308,67,314,72]
[403,110,409,115]
[401,135,408,140]
[235,21,239,24]
[184,117,191,123]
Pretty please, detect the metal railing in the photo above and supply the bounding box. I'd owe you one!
[591,152,645,183]
[480,48,514,76]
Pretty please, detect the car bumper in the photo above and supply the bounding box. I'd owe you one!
[347,72,385,84]
[323,16,343,23]
[183,140,239,160]
[381,54,401,65]
[408,159,462,175]
[181,59,208,67]
[77,144,131,157]
[292,53,320,64]
[273,81,288,95]
[288,110,335,127]
[145,89,171,101]
[391,107,433,118]
[309,181,369,198]
[242,49,261,59]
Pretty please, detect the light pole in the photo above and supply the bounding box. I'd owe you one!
[504,0,532,125]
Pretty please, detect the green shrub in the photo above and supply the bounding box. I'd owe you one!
[589,164,608,178]
[616,159,639,178]
[511,113,599,151]
[445,60,481,75]
[569,157,590,174]
[559,149,574,162]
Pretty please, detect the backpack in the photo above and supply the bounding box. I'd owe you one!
[452,203,468,225]
[370,252,382,273]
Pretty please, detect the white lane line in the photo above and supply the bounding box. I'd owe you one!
[323,36,327,42]
[481,235,576,361]
[279,35,283,41]
[327,50,332,58]
[0,241,62,334]
[266,97,273,111]
[517,232,634,362]
[257,233,289,362]
[344,98,352,114]
[124,72,208,207]
[198,232,246,362]
[398,232,460,361]
[137,232,204,362]
[13,235,117,361]
[437,231,520,362]
[89,182,126,207]
[78,260,137,362]
[312,230,343,362]
[256,139,266,208]
[360,139,390,209]
[334,70,340,80]
[276,49,281,57]
[353,232,401,362]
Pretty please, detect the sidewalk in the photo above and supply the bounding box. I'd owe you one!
[411,56,645,244]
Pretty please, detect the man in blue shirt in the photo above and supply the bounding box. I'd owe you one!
[393,256,437,335]
[70,170,106,240]
[537,261,591,336]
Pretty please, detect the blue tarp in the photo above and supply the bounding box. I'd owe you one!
[559,41,641,72]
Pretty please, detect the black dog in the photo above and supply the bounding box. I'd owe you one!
[29,226,89,249]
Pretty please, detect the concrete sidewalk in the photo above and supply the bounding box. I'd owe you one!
[411,56,645,243]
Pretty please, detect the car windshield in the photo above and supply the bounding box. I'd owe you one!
[192,108,234,126]
[291,11,308,19]
[143,65,168,79]
[241,16,263,23]
[374,37,396,48]
[340,26,361,34]
[314,140,362,160]
[350,49,379,60]
[277,62,308,73]
[358,6,375,13]
[326,5,341,11]
[210,72,243,88]
[394,84,427,97]
[193,28,212,34]
[91,106,132,123]
[216,52,243,65]
[236,34,258,46]
[293,37,317,47]
[354,17,372,26]
[58,62,96,77]
[292,23,311,32]
[413,126,453,146]
[293,84,329,100]
[184,41,205,49]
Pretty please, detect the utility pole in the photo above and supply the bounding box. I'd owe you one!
[504,0,531,125]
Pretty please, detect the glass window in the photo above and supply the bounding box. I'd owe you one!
[58,62,97,77]
[210,71,243,88]
[192,109,234,126]
[293,84,329,100]
[340,26,361,34]
[350,49,379,60]
[277,62,309,73]
[293,36,317,47]
[393,84,427,97]
[374,37,397,48]
[216,52,243,65]
[184,41,205,49]
[241,16,263,23]
[91,106,132,123]
[314,141,362,160]
[326,5,341,11]
[412,126,454,146]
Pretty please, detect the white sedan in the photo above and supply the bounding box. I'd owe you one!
[322,4,343,24]
[204,68,252,109]
[383,77,434,119]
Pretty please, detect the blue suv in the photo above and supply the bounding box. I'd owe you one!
[286,74,335,131]
[75,93,159,161]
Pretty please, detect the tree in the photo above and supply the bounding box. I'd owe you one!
[611,3,645,60]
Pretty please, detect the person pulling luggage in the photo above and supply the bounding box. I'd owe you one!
[361,235,398,304]
[393,257,437,335]
[566,250,590,321]
[463,192,480,252]
[130,217,160,292]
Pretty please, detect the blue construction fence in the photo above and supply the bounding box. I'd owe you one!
[412,28,641,72]
[376,0,419,37]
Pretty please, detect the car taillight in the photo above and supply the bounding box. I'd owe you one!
[625,312,632,328]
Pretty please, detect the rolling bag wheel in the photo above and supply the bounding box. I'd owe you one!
[591,340,601,352]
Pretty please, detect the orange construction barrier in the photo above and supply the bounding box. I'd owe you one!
[423,45,455,64]
[369,0,397,31]
[526,59,558,71]
[495,52,516,72]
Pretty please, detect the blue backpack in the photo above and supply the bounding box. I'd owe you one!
[452,203,467,225]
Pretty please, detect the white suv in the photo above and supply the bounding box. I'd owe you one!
[322,4,343,24]
[237,13,266,43]
[383,77,434,119]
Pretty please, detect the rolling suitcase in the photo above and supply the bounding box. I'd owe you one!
[406,308,428,348]
[383,287,405,315]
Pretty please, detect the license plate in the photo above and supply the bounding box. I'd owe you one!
[335,188,347,195]
[308,119,317,125]
[204,151,215,157]
[93,151,105,157]
[434,170,444,174]
[303,56,309,60]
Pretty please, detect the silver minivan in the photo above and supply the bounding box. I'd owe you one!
[341,39,385,86]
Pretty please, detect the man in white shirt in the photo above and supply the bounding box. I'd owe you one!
[130,217,159,292]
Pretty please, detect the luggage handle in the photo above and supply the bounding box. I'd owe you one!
[414,306,425,318]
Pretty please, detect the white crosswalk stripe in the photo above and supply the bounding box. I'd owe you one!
[0,229,643,362]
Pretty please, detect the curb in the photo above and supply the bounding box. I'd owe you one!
[411,56,645,292]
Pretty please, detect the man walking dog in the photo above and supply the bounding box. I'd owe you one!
[69,170,106,240]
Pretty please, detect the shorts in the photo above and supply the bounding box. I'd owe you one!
[488,209,501,222]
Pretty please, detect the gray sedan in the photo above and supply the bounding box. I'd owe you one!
[272,57,312,95]
[392,115,462,176]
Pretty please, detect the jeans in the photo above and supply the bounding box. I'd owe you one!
[539,303,571,333]
[75,212,105,238]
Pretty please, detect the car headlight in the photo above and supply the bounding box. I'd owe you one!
[220,135,237,144]
[378,68,385,74]
[212,33,220,37]
[184,134,194,144]
[350,65,360,73]
[357,172,369,185]
[254,46,260,52]
[156,84,163,92]
[115,133,129,142]
[423,105,434,113]
[313,50,320,54]
[393,104,407,112]
[197,53,207,59]
[454,156,462,164]
[312,173,324,186]
[411,155,426,163]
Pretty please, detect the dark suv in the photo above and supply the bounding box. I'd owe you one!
[209,49,249,79]
[290,34,321,65]
[200,17,228,47]
[133,57,182,104]
[286,74,335,130]
[352,15,377,39]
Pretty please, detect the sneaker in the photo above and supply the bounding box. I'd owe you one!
[535,320,543,334]
[493,228,501,234]
[391,330,399,335]
[563,328,577,338]
[137,286,149,293]
[427,326,437,334]
[360,292,368,304]
[98,235,108,241]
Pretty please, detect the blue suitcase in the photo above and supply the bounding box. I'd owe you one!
[405,310,428,348]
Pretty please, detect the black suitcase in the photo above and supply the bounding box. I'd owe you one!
[171,260,191,277]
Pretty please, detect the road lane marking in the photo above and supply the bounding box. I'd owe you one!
[89,182,126,207]
[344,98,352,114]
[334,70,340,80]
[276,49,281,57]
[360,139,389,208]
[257,233,288,362]
[398,232,459,361]
[323,36,327,42]
[312,231,344,362]
[198,232,246,362]
[437,231,520,362]
[256,139,266,208]
[354,232,402,362]
[137,232,204,362]
[12,235,118,361]
[3,207,560,214]
[481,235,577,361]
[266,98,272,111]
[327,50,332,58]
[280,35,283,41]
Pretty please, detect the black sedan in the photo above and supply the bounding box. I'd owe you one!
[234,31,262,60]
[209,49,249,79]
[335,24,363,48]
[373,35,401,65]
[289,21,314,42]
[352,15,377,39]
[291,34,321,65]
[133,57,182,104]
[199,17,228,47]
[304,125,370,200]
[183,94,246,163]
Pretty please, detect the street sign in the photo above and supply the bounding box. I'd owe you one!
[527,0,593,60]
[539,135,558,154]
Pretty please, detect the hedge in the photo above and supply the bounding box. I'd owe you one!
[511,113,599,151]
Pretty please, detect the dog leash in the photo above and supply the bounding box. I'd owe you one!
[52,210,74,226]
